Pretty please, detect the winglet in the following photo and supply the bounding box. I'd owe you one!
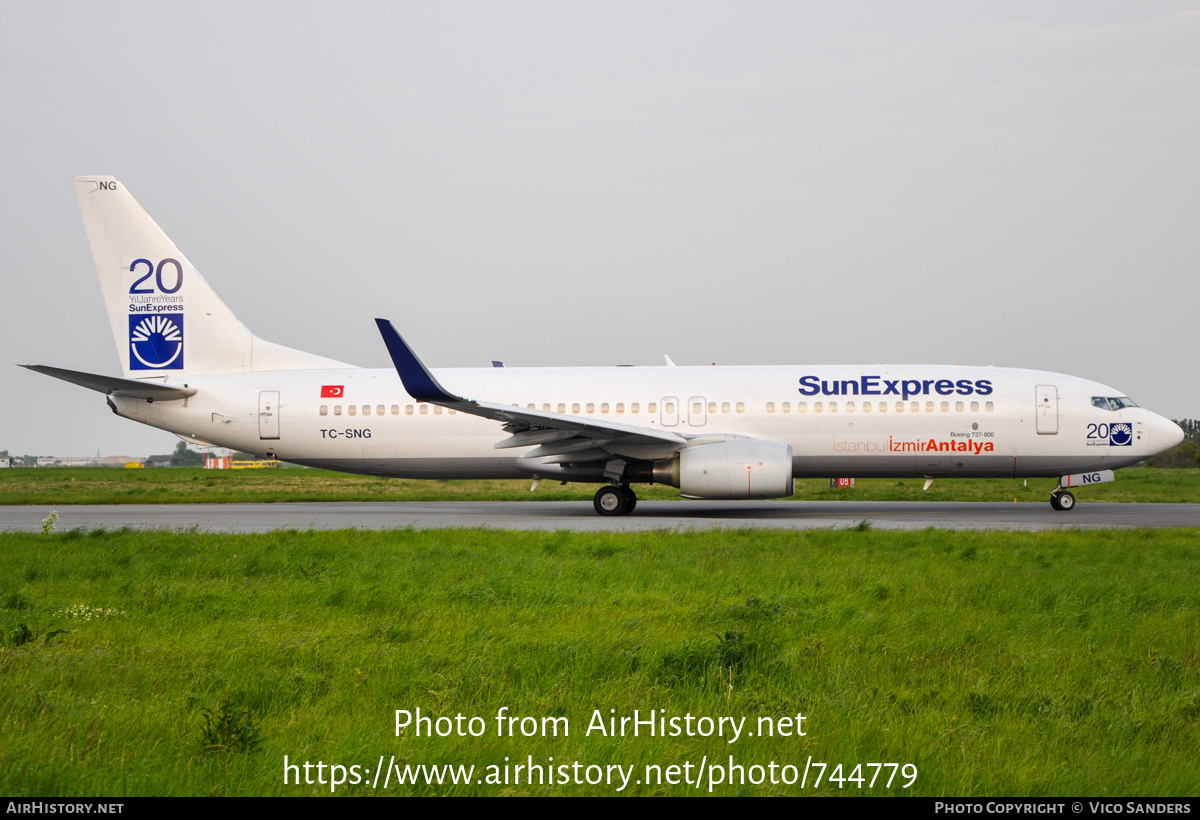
[374,318,467,404]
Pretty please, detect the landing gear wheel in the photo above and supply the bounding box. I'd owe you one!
[619,485,638,513]
[1050,491,1076,512]
[594,486,628,516]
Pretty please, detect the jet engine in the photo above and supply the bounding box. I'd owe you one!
[629,439,794,500]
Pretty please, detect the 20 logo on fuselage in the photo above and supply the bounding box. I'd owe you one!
[1086,422,1133,446]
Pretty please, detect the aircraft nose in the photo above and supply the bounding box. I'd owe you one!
[1147,413,1184,453]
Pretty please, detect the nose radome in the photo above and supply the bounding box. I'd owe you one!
[1148,413,1184,452]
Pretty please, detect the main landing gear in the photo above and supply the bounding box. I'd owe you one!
[594,484,638,516]
[1049,490,1076,512]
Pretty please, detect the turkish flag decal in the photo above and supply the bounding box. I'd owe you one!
[321,385,344,398]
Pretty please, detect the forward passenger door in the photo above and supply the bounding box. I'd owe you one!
[1036,385,1058,435]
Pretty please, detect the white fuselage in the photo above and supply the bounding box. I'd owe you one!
[111,363,1177,482]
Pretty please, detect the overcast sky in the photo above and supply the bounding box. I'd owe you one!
[3,1,1198,457]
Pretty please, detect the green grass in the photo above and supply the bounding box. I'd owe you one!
[1,527,1198,796]
[3,466,1200,505]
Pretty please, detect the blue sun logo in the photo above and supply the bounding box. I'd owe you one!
[1109,422,1133,446]
[129,314,184,370]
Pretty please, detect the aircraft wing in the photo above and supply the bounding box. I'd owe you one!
[375,319,688,462]
[21,365,197,401]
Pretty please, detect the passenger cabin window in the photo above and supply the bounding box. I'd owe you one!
[736,402,745,413]
[557,403,566,413]
[940,401,949,412]
[348,405,357,416]
[846,401,855,413]
[405,405,414,415]
[798,402,807,413]
[390,405,399,415]
[828,402,837,413]
[616,403,625,414]
[631,403,639,414]
[814,402,823,413]
[319,405,328,416]
[587,403,595,413]
[986,401,995,412]
[766,402,775,413]
[543,403,551,412]
[878,401,886,413]
[420,404,428,415]
[334,405,342,416]
[782,402,791,413]
[708,402,717,413]
[647,402,657,413]
[363,405,371,416]
[924,401,934,413]
[572,403,580,414]
[721,402,730,413]
[434,406,442,415]
[602,403,610,414]
[955,401,964,412]
[970,401,979,412]
[662,402,671,414]
[863,402,871,412]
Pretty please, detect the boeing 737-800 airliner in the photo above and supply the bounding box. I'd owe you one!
[25,177,1185,515]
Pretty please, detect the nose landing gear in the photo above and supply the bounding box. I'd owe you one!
[594,484,638,516]
[1049,490,1076,511]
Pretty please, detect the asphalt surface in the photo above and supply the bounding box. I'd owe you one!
[2,500,1199,533]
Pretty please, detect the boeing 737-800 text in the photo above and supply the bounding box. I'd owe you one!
[25,177,1185,515]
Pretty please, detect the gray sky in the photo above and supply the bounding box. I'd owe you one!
[3,1,1198,457]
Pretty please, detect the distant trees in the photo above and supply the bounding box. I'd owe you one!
[1178,419,1200,448]
[170,441,206,467]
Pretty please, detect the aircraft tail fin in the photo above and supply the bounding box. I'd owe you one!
[73,176,351,377]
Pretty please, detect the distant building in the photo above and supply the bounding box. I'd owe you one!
[35,457,103,467]
[27,455,143,468]
[144,455,174,468]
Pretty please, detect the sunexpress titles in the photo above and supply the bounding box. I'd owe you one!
[798,376,994,400]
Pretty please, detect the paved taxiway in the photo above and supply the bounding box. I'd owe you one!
[2,501,1199,533]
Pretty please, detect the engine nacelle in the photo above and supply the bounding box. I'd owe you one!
[636,439,793,500]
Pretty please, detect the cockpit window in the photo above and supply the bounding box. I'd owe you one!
[1092,396,1138,411]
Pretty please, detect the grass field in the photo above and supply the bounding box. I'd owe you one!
[3,466,1200,505]
[2,526,1198,796]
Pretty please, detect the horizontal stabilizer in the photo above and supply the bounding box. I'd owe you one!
[21,365,196,401]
